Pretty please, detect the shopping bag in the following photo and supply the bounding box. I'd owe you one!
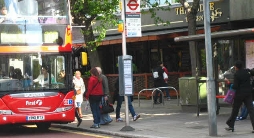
[223,85,235,104]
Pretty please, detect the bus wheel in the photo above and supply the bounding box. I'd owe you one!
[36,123,51,131]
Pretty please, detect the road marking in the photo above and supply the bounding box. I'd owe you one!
[50,127,112,138]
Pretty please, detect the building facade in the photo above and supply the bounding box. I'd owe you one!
[72,0,254,97]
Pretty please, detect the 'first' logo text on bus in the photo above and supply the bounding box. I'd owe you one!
[26,100,43,106]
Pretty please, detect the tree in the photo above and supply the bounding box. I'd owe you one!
[70,0,119,68]
[178,0,201,76]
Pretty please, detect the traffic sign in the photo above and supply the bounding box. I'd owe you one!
[126,0,140,13]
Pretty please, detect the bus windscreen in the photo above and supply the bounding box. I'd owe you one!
[0,53,67,92]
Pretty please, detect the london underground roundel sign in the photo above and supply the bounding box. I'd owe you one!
[126,0,140,13]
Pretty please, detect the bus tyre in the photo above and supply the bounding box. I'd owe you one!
[36,123,51,131]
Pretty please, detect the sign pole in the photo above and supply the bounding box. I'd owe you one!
[120,0,135,131]
[204,0,217,136]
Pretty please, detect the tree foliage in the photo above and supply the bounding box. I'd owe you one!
[70,0,119,49]
[140,0,171,26]
[70,0,120,67]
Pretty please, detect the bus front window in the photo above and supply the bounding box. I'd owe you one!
[0,54,67,92]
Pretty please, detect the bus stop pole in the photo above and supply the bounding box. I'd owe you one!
[204,0,217,136]
[120,0,134,131]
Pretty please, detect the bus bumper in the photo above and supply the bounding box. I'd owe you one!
[0,108,75,125]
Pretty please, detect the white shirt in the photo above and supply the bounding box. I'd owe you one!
[73,76,86,103]
[33,73,54,87]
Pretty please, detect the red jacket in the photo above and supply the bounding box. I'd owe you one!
[162,66,169,74]
[85,76,103,99]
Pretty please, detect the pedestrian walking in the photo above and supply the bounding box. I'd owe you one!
[113,77,140,122]
[73,71,86,118]
[152,61,166,104]
[224,60,254,133]
[160,62,171,101]
[95,67,113,125]
[73,70,86,127]
[85,68,104,129]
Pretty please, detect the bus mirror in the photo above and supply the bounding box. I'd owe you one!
[81,52,87,66]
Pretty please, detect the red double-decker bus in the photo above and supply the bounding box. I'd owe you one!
[0,0,75,130]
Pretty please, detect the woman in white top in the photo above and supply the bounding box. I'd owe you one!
[73,71,86,118]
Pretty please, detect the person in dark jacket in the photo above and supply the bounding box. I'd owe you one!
[225,60,254,133]
[96,67,113,125]
[85,68,104,129]
[113,77,140,122]
[153,61,165,104]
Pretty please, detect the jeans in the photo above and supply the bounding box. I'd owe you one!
[163,82,170,98]
[89,100,101,125]
[116,96,136,119]
[239,105,248,118]
[100,97,112,124]
[100,114,112,125]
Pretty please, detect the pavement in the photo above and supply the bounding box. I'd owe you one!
[52,98,254,138]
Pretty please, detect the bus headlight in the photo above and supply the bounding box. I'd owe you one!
[0,110,12,115]
[54,106,72,112]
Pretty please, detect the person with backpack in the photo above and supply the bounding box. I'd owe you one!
[152,61,166,104]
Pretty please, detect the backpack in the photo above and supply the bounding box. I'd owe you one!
[152,69,159,79]
[152,67,162,80]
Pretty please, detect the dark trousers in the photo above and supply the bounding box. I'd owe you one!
[154,89,162,103]
[226,93,254,129]
[154,83,163,103]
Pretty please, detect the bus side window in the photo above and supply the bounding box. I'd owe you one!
[13,68,23,80]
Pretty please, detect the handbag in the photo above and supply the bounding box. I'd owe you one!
[223,84,235,104]
[76,89,81,95]
[100,98,114,114]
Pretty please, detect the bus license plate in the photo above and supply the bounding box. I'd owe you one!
[26,115,45,121]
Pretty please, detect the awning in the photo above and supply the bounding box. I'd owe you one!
[72,25,221,46]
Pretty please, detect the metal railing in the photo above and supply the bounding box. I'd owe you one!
[157,86,179,106]
[137,86,179,108]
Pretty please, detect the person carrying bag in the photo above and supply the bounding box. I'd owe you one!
[96,67,113,125]
[224,61,254,133]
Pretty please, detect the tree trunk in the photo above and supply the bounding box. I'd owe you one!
[186,0,201,76]
[82,26,102,68]
[187,13,200,76]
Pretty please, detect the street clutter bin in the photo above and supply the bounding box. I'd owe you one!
[179,77,207,112]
